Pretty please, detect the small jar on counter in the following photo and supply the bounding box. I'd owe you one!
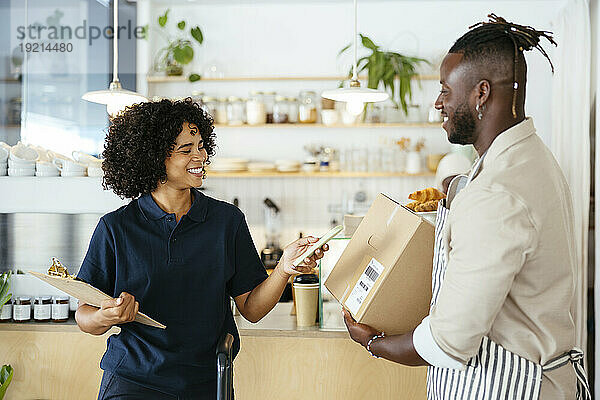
[246,91,266,125]
[216,98,228,125]
[34,295,52,322]
[263,91,276,123]
[52,296,69,323]
[12,296,31,322]
[201,96,218,120]
[287,97,298,123]
[226,96,245,126]
[272,96,289,124]
[298,91,318,123]
[0,295,12,322]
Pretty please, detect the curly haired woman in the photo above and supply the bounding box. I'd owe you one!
[75,98,328,399]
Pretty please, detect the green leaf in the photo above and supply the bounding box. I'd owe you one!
[0,365,13,399]
[188,73,201,82]
[338,43,352,56]
[173,44,194,64]
[190,27,203,44]
[177,21,186,30]
[158,9,169,28]
[360,34,378,51]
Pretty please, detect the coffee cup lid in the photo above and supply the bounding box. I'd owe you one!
[293,274,319,284]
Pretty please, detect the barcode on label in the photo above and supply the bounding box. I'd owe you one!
[365,266,380,282]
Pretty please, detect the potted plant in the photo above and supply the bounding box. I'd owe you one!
[339,34,428,115]
[0,272,13,400]
[151,9,203,82]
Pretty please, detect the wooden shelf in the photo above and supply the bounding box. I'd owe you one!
[147,74,439,83]
[207,171,435,178]
[1,124,20,129]
[214,122,441,129]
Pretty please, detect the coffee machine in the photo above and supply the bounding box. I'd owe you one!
[260,198,292,301]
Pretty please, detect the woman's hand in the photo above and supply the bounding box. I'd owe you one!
[343,308,379,347]
[277,236,329,276]
[95,292,139,328]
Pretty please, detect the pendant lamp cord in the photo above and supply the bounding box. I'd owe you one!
[113,0,119,84]
[352,0,357,81]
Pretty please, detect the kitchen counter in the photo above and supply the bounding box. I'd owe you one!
[0,303,426,399]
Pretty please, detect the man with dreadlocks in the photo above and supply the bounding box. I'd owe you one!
[343,14,591,399]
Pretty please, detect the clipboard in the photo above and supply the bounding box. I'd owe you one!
[28,271,166,329]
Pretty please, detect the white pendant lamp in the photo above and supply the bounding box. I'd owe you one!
[82,0,147,116]
[321,0,389,116]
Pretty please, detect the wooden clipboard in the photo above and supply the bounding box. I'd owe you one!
[28,271,166,329]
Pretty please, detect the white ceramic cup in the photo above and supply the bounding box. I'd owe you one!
[87,166,103,177]
[405,151,422,174]
[321,110,339,126]
[8,167,35,177]
[0,147,8,163]
[8,159,35,169]
[10,143,38,163]
[72,151,101,165]
[60,170,86,177]
[53,158,87,173]
[36,161,60,173]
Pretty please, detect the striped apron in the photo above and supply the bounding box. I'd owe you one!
[426,160,591,400]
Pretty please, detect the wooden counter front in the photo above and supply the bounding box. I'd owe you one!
[0,304,426,399]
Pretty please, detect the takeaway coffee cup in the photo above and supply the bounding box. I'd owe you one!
[293,274,319,327]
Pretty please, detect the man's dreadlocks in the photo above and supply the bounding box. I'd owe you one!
[449,14,557,118]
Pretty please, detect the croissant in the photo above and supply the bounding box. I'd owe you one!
[409,187,446,203]
[405,201,419,211]
[415,200,439,212]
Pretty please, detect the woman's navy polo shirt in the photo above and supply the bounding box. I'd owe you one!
[77,188,268,396]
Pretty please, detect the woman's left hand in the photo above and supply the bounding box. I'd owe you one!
[278,236,329,276]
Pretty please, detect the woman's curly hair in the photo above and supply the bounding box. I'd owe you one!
[102,97,216,199]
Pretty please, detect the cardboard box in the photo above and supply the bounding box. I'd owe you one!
[324,193,435,335]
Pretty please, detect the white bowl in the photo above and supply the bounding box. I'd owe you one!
[8,167,36,177]
[417,211,437,224]
[61,170,86,177]
[10,145,38,162]
[0,147,8,162]
[87,167,104,177]
[36,170,60,177]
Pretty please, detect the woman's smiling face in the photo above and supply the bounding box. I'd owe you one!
[164,122,208,189]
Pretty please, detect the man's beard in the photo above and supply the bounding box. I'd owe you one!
[448,101,476,145]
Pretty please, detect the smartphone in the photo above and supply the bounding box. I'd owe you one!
[292,225,343,268]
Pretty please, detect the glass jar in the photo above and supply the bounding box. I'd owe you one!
[263,91,276,123]
[201,96,218,120]
[272,96,289,124]
[298,91,318,123]
[12,296,31,322]
[52,296,69,323]
[33,295,52,322]
[246,91,266,125]
[226,96,245,126]
[287,97,298,123]
[191,90,204,103]
[0,296,12,322]
[216,98,228,125]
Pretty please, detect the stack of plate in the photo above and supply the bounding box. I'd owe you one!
[208,158,248,173]
[247,162,276,173]
[275,159,301,173]
[0,143,8,176]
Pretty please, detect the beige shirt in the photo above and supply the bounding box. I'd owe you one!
[429,118,577,397]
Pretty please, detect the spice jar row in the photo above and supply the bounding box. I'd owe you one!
[0,295,72,323]
[192,90,319,125]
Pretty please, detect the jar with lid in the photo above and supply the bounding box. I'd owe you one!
[246,91,266,125]
[298,91,318,124]
[287,97,298,123]
[52,296,69,323]
[0,295,11,322]
[263,91,276,123]
[201,96,218,120]
[33,295,52,322]
[216,98,228,125]
[226,96,245,126]
[12,296,31,322]
[272,96,289,124]
[191,90,204,103]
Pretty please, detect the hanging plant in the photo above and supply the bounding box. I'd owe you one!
[340,34,429,114]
